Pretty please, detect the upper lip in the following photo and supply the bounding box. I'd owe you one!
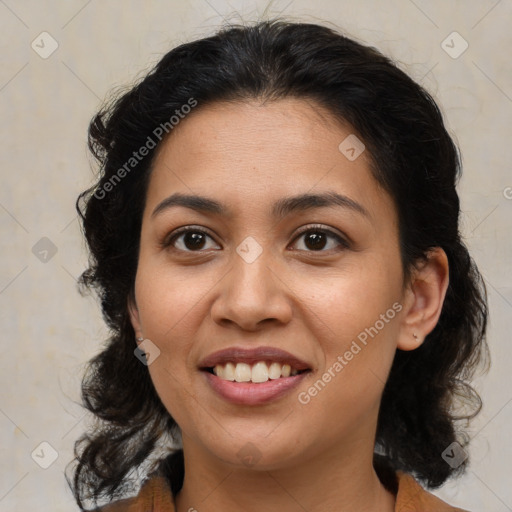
[199,346,311,371]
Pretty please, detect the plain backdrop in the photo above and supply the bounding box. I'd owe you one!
[0,1,511,511]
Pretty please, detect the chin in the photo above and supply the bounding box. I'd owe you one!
[203,432,303,471]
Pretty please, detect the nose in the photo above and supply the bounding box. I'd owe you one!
[210,245,293,331]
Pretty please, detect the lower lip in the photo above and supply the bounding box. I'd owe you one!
[202,370,309,405]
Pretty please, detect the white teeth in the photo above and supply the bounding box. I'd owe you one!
[223,362,235,381]
[213,362,235,380]
[251,362,269,383]
[268,362,282,379]
[212,361,302,383]
[234,362,252,382]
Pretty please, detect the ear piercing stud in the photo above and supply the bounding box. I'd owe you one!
[413,332,419,341]
[136,336,144,342]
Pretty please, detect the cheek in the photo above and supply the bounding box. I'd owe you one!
[133,257,216,406]
[300,252,402,348]
[134,257,209,338]
[295,255,402,408]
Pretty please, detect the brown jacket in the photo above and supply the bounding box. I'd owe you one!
[95,471,469,511]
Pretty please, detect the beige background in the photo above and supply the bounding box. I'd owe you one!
[1,1,511,510]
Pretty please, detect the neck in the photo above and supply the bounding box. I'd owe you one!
[174,438,396,512]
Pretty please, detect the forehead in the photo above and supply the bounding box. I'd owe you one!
[146,98,396,227]
[154,97,352,163]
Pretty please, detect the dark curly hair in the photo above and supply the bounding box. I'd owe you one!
[67,18,489,510]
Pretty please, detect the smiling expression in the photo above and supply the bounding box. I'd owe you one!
[129,97,411,470]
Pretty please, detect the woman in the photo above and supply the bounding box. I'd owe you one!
[68,19,489,512]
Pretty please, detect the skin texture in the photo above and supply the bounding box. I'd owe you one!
[128,98,449,512]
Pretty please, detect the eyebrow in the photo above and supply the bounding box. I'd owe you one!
[151,191,370,220]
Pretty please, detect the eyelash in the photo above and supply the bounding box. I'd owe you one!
[161,224,350,254]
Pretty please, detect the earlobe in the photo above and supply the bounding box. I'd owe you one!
[397,247,449,351]
[127,293,143,340]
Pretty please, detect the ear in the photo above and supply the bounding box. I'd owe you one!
[127,292,143,342]
[397,247,449,351]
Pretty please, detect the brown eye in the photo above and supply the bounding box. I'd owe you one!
[162,225,349,254]
[291,226,349,252]
[163,227,219,252]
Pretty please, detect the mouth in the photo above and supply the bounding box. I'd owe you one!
[202,362,310,383]
[198,346,312,405]
[199,346,312,382]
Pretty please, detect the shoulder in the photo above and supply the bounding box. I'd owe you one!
[91,468,469,511]
[395,471,470,512]
[93,475,175,512]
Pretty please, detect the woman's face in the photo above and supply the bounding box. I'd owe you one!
[130,98,412,470]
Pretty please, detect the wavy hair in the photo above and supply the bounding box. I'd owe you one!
[67,18,489,509]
